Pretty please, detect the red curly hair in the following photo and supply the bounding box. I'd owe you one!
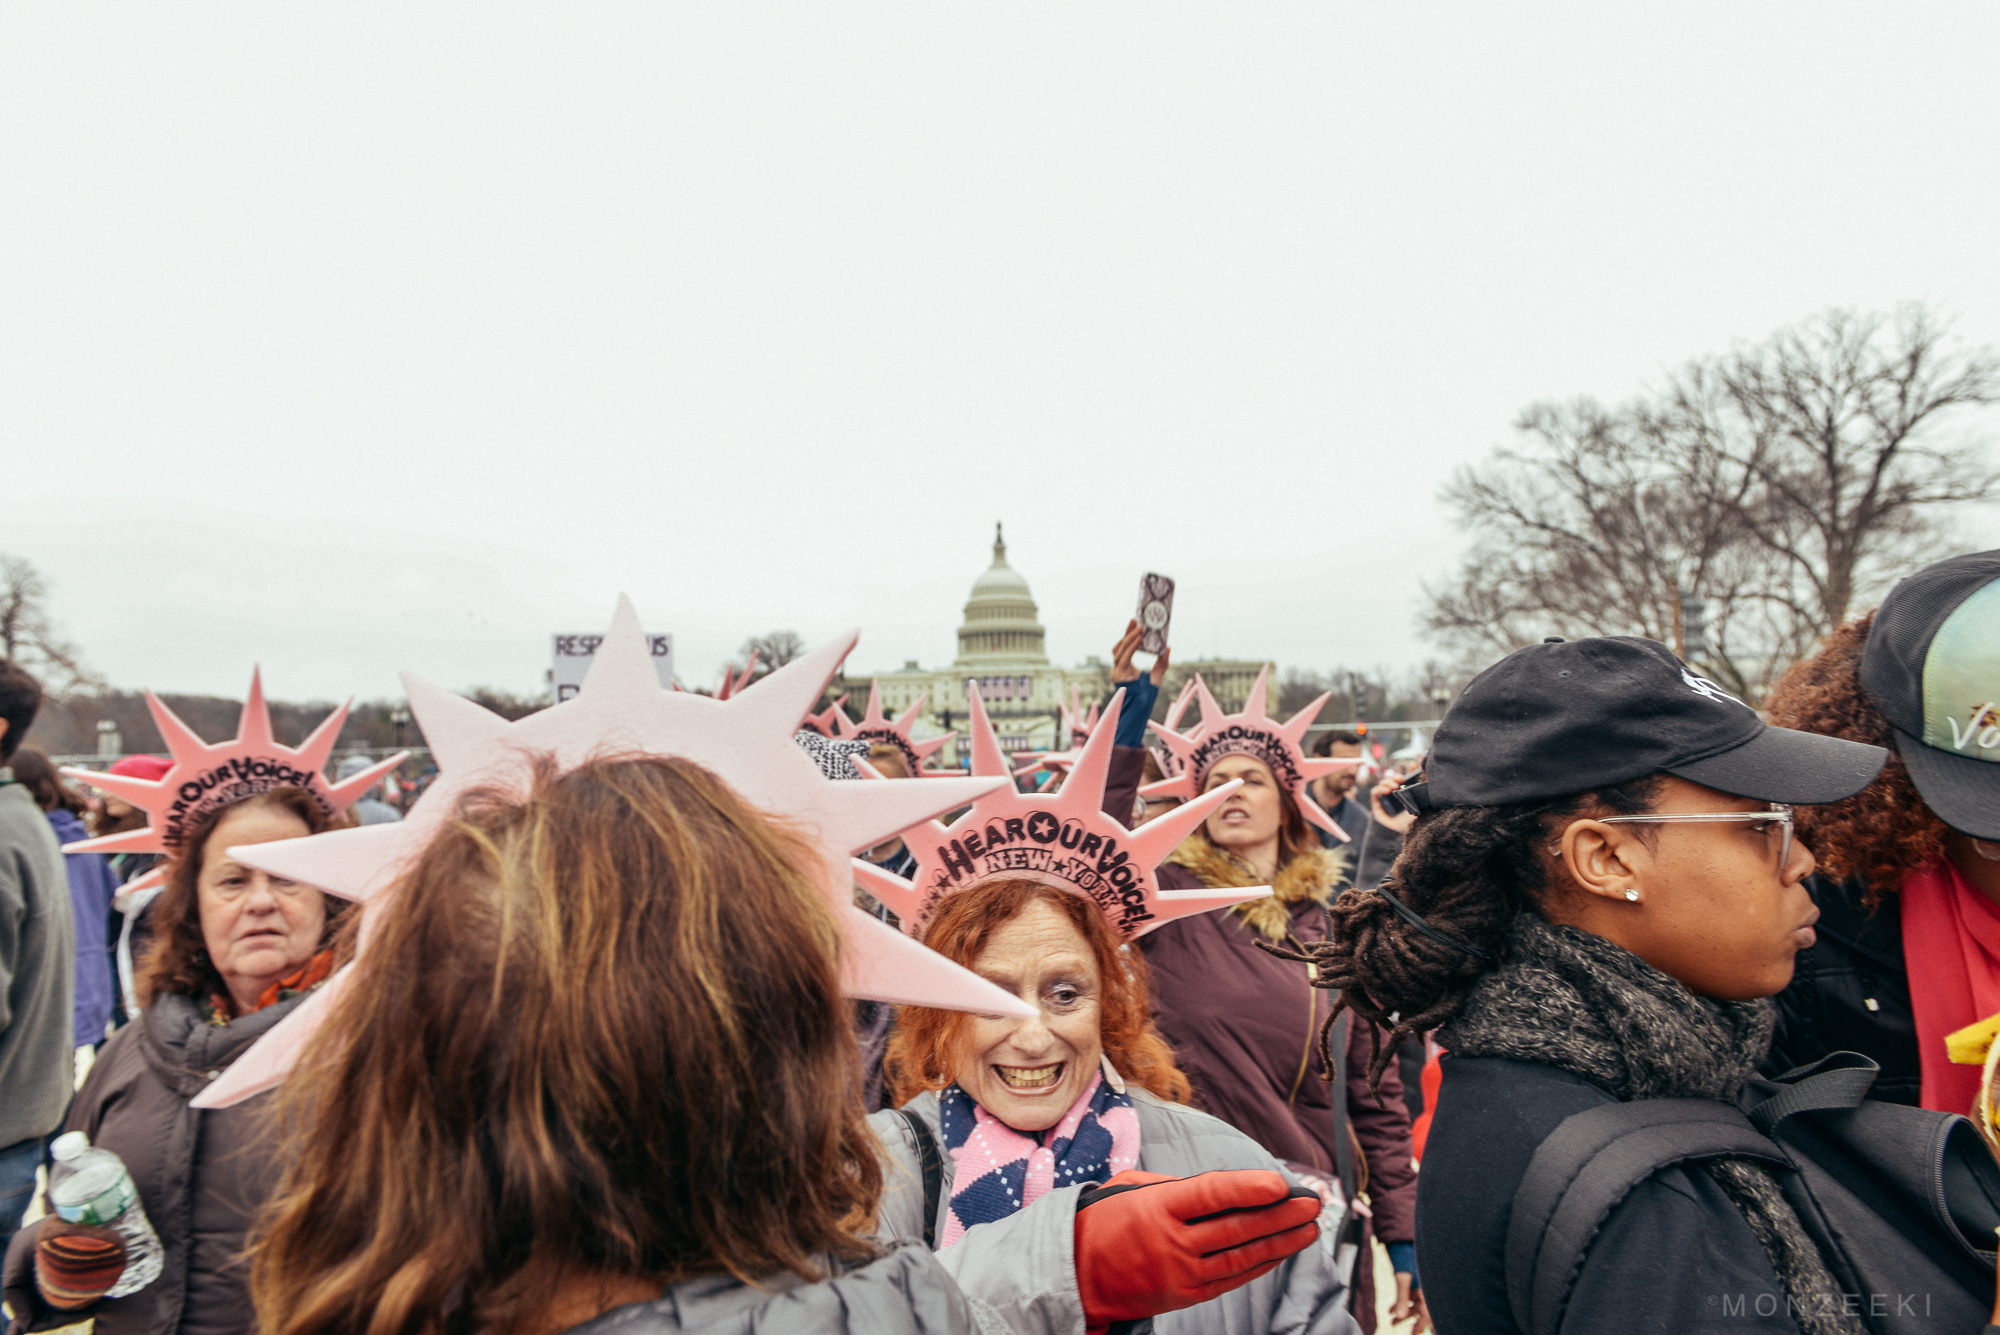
[1761,612,1951,907]
[884,878,1191,1108]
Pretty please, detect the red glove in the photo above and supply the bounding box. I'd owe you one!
[1072,1168,1321,1327]
[35,1220,128,1311]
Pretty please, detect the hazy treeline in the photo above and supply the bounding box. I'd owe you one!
[23,688,547,760]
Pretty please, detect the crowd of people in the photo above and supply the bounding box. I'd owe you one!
[0,547,1994,1335]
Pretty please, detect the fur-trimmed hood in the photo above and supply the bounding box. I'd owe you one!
[1166,837,1347,942]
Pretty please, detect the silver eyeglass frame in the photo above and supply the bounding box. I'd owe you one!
[1596,803,1795,871]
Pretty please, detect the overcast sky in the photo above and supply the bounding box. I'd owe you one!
[6,4,1999,703]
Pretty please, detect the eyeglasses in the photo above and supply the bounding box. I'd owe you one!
[1598,804,1795,872]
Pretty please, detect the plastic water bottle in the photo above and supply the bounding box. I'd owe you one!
[46,1132,164,1298]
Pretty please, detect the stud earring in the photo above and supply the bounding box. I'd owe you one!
[1623,889,1640,902]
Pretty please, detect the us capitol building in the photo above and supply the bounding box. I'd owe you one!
[830,524,1266,761]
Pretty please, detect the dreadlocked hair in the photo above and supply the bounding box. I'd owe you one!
[1261,775,1664,1092]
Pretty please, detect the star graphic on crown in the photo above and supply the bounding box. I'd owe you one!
[851,681,1268,942]
[190,597,1028,1110]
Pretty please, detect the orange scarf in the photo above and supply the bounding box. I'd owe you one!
[206,948,337,1024]
[1900,859,2000,1115]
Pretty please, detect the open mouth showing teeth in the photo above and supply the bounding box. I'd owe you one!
[996,1062,1063,1090]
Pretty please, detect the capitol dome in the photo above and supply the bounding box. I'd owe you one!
[955,523,1048,666]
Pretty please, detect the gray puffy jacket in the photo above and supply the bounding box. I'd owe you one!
[560,1244,981,1335]
[869,1088,1362,1335]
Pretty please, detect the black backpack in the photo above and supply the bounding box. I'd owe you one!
[1507,1053,2000,1335]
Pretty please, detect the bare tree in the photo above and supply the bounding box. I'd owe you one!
[738,630,807,678]
[0,554,101,696]
[1426,306,2000,699]
[1276,667,1331,720]
[1684,305,2000,629]
[1425,397,1777,695]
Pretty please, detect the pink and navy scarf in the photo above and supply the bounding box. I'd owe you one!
[936,1069,1140,1249]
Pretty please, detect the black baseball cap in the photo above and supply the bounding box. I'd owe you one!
[1400,636,1885,813]
[1860,550,2000,841]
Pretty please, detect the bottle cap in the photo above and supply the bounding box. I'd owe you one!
[50,1132,90,1162]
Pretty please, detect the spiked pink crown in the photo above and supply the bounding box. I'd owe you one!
[1066,685,1100,748]
[799,695,849,738]
[830,681,954,776]
[1150,679,1200,779]
[715,650,761,701]
[61,671,407,861]
[851,681,1269,942]
[1143,665,1358,841]
[185,599,1029,1111]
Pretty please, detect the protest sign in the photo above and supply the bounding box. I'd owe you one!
[554,630,672,701]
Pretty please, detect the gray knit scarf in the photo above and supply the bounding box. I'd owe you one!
[1439,916,1863,1335]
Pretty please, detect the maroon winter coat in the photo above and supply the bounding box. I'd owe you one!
[1108,747,1418,1329]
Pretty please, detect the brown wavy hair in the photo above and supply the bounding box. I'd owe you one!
[250,755,884,1335]
[884,878,1191,1108]
[137,788,347,1005]
[1762,613,1950,907]
[8,747,86,817]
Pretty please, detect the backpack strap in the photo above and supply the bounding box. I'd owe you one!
[893,1108,946,1250]
[1507,1099,1790,1335]
[1750,1051,1879,1133]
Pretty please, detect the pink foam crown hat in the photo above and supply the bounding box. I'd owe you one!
[1148,679,1200,779]
[1143,665,1358,841]
[829,680,955,776]
[1064,685,1101,748]
[61,672,408,896]
[186,597,1029,1111]
[714,650,761,700]
[851,680,1270,943]
[798,694,849,737]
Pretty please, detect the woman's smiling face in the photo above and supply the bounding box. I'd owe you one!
[954,899,1104,1131]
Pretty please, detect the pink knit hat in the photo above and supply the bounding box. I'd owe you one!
[105,754,172,783]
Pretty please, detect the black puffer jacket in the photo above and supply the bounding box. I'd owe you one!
[1766,875,1920,1107]
[1420,1056,1803,1334]
[1418,917,1859,1335]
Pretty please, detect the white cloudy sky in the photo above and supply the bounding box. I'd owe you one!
[5,4,1999,702]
